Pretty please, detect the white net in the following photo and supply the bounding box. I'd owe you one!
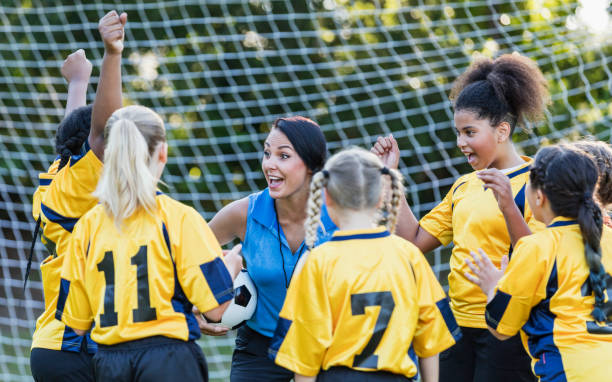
[1,0,611,380]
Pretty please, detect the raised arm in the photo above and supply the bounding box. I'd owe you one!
[61,49,92,117]
[371,135,442,253]
[89,10,127,160]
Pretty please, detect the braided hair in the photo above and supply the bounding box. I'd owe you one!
[304,147,404,249]
[530,145,608,322]
[55,105,92,170]
[572,140,612,208]
[450,53,549,133]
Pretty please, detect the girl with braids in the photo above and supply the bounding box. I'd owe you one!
[465,144,612,381]
[572,139,612,228]
[270,147,461,382]
[371,53,549,381]
[198,116,337,382]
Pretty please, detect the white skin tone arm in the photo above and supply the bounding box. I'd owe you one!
[61,49,92,117]
[419,354,439,382]
[294,374,316,382]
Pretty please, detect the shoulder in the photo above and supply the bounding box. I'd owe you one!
[157,193,205,224]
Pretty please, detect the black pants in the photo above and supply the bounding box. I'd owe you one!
[439,326,535,382]
[318,366,415,382]
[230,325,293,382]
[30,340,94,382]
[93,336,208,382]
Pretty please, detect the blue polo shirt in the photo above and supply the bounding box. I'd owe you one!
[242,188,337,338]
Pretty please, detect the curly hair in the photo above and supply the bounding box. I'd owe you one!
[55,105,92,170]
[450,53,550,133]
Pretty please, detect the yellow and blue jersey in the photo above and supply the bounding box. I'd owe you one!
[486,217,612,381]
[270,227,461,378]
[32,157,60,222]
[32,143,103,353]
[56,193,234,345]
[419,158,544,328]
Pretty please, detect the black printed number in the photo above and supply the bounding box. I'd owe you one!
[351,291,395,369]
[581,272,612,334]
[97,245,157,327]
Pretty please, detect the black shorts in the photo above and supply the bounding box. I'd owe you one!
[230,325,293,382]
[439,326,536,382]
[318,366,415,382]
[93,336,207,382]
[30,340,94,382]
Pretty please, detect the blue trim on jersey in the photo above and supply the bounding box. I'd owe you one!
[547,220,577,228]
[514,184,526,217]
[329,231,390,242]
[60,325,83,352]
[69,140,91,167]
[41,203,78,233]
[55,278,70,321]
[451,181,467,210]
[485,290,512,329]
[199,257,234,305]
[523,260,567,382]
[408,344,419,380]
[268,317,292,361]
[85,325,98,354]
[507,165,530,179]
[435,298,462,341]
[39,178,52,186]
[162,221,201,341]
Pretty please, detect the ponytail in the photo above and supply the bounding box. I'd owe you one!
[93,105,166,228]
[56,105,92,170]
[384,168,404,234]
[530,145,606,322]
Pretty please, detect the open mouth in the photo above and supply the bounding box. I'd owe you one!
[268,176,284,188]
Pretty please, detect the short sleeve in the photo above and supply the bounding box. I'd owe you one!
[269,253,332,376]
[173,207,234,314]
[56,219,94,331]
[486,236,550,336]
[411,250,462,357]
[419,180,461,246]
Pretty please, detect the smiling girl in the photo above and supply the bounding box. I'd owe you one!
[199,116,337,382]
[372,53,550,382]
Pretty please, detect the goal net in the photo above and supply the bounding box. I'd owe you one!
[1,0,610,380]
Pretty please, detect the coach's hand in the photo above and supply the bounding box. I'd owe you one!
[62,49,92,84]
[193,306,230,336]
[371,134,400,169]
[99,10,127,55]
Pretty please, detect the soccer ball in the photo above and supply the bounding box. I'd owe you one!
[219,269,257,329]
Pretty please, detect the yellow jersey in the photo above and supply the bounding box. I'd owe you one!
[57,193,234,345]
[270,227,461,378]
[32,145,103,352]
[420,158,544,328]
[486,217,612,381]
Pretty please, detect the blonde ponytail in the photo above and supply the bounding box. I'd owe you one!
[93,105,166,228]
[304,171,327,249]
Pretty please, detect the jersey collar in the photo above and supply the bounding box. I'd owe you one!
[329,226,390,242]
[547,216,578,228]
[505,156,533,180]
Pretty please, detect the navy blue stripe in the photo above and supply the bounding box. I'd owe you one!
[200,257,234,305]
[55,278,71,321]
[485,290,512,330]
[547,220,577,228]
[514,184,526,217]
[268,317,292,361]
[156,191,163,196]
[435,298,462,341]
[162,223,171,260]
[39,178,52,186]
[60,325,83,352]
[83,139,91,153]
[41,203,79,233]
[85,332,98,354]
[523,260,567,381]
[451,181,467,210]
[507,165,530,179]
[329,231,390,242]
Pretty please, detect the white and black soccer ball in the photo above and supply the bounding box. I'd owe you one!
[219,269,257,329]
